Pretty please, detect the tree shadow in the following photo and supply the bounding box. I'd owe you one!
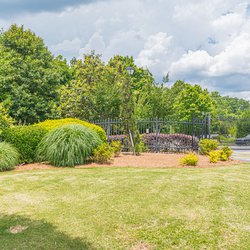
[0,213,97,250]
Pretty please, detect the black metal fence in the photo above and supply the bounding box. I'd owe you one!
[93,117,210,153]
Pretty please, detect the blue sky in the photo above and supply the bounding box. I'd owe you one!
[0,0,250,99]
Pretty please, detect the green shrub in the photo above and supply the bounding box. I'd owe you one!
[0,103,13,136]
[0,142,19,171]
[36,124,102,167]
[135,141,147,155]
[209,147,232,163]
[208,150,221,163]
[221,146,233,158]
[2,126,47,163]
[110,141,123,157]
[180,153,199,166]
[93,143,114,164]
[199,139,219,155]
[34,118,107,142]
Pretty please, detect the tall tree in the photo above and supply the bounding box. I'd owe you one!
[0,24,71,124]
[174,84,214,120]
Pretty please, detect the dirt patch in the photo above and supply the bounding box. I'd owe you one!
[15,153,241,171]
[15,163,57,171]
[131,242,154,250]
[8,225,28,234]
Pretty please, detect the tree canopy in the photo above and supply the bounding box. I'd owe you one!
[0,24,249,136]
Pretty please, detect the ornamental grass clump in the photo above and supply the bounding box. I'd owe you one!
[0,142,19,171]
[36,124,102,167]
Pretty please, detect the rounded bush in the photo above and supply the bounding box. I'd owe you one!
[36,124,102,167]
[1,125,47,163]
[0,142,19,171]
[34,118,107,142]
[180,153,199,166]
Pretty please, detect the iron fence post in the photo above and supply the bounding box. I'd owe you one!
[156,118,159,152]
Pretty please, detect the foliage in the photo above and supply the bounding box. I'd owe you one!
[93,143,114,164]
[0,103,13,134]
[2,125,47,163]
[134,141,147,155]
[221,146,233,159]
[0,24,71,124]
[199,139,219,155]
[110,141,123,157]
[34,118,106,142]
[208,150,221,163]
[0,142,19,171]
[180,153,199,166]
[36,124,102,167]
[209,147,232,163]
[174,84,214,120]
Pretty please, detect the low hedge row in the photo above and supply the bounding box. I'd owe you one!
[34,118,107,142]
[2,126,47,163]
[1,118,106,164]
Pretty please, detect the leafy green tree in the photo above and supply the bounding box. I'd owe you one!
[57,51,121,120]
[174,84,214,120]
[0,24,71,124]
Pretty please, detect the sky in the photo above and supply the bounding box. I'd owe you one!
[0,0,250,99]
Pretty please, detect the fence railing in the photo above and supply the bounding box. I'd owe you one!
[92,117,210,153]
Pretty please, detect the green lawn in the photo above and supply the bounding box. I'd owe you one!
[0,165,250,249]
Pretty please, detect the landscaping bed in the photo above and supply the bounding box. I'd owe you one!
[16,153,241,171]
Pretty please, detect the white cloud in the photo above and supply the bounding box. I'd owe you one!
[1,0,250,98]
[170,32,250,80]
[79,32,106,57]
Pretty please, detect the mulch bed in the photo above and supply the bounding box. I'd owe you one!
[15,153,242,171]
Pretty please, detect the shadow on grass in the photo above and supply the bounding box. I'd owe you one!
[0,214,96,250]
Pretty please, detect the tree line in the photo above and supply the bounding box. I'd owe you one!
[0,24,250,137]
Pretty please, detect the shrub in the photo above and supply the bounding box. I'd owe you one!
[34,118,106,142]
[36,124,102,167]
[209,147,232,163]
[0,103,13,136]
[0,142,19,171]
[209,150,221,163]
[2,126,47,163]
[221,146,233,158]
[110,141,123,157]
[199,139,219,155]
[135,141,147,155]
[93,143,114,164]
[180,153,199,166]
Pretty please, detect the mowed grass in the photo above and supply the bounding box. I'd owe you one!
[0,165,250,249]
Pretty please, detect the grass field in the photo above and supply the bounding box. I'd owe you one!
[0,165,250,249]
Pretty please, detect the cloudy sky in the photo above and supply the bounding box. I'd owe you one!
[0,0,250,99]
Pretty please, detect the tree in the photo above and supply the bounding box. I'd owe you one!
[0,24,71,124]
[174,84,214,120]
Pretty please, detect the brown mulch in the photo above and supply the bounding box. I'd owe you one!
[15,153,242,171]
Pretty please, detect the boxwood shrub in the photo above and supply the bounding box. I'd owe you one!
[2,125,47,163]
[36,124,102,167]
[199,139,219,155]
[34,118,107,142]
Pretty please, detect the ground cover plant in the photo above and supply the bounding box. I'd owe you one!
[0,142,19,171]
[36,124,102,167]
[0,165,249,249]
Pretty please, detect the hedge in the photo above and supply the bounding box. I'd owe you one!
[34,118,106,142]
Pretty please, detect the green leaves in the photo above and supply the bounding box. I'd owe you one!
[0,24,71,124]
